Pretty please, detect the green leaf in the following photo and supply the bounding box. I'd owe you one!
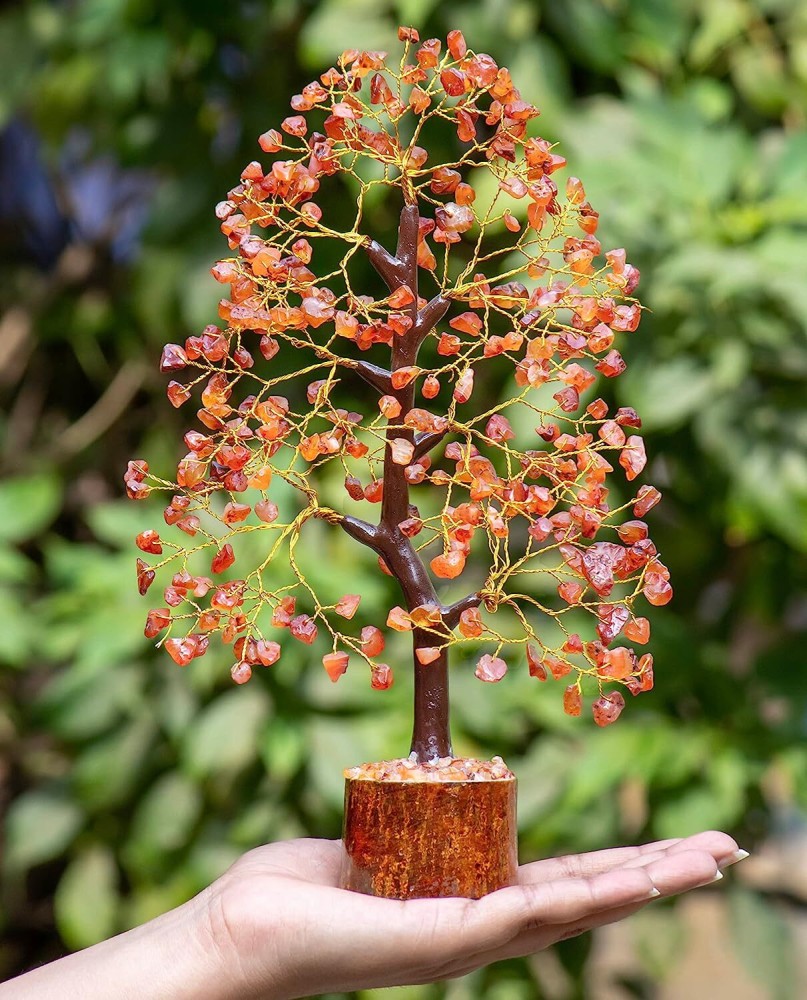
[300,0,393,68]
[728,887,795,999]
[654,786,721,840]
[0,585,34,667]
[126,771,203,866]
[3,789,84,873]
[73,717,156,810]
[544,0,624,74]
[307,714,403,809]
[730,42,790,115]
[54,846,119,950]
[228,799,279,848]
[260,715,306,782]
[653,751,746,839]
[689,0,749,69]
[121,873,200,930]
[0,545,34,584]
[86,500,162,549]
[731,437,807,550]
[180,257,226,331]
[631,905,686,980]
[182,687,270,778]
[515,737,571,827]
[0,474,60,543]
[37,662,144,740]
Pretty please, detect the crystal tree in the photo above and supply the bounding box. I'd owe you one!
[125,27,670,763]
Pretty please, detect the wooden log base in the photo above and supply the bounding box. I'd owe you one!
[340,762,518,900]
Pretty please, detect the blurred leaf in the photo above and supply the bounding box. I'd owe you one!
[106,31,171,103]
[544,0,623,73]
[125,771,203,867]
[181,257,226,330]
[229,799,278,847]
[654,750,747,839]
[36,661,144,740]
[730,42,791,115]
[300,0,393,66]
[182,686,270,778]
[261,715,306,782]
[0,474,60,543]
[631,905,686,980]
[308,715,400,809]
[3,789,83,874]
[86,500,163,548]
[728,887,795,999]
[515,737,570,828]
[689,0,748,68]
[620,357,715,431]
[0,546,34,584]
[73,716,156,810]
[54,846,119,950]
[39,538,150,672]
[186,836,242,888]
[121,871,201,930]
[0,586,34,666]
[358,987,428,1000]
[155,668,200,741]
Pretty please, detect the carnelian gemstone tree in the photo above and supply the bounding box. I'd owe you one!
[126,27,669,763]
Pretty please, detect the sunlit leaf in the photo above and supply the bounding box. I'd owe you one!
[4,790,83,873]
[0,474,60,543]
[54,846,119,950]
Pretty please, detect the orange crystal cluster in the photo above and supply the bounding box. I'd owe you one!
[345,754,515,782]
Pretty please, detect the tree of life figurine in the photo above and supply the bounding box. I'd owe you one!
[125,26,669,772]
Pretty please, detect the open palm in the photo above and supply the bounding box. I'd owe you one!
[203,831,745,999]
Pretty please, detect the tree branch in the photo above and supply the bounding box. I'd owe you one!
[350,359,392,395]
[338,515,382,552]
[442,592,483,631]
[413,428,449,462]
[52,360,146,458]
[413,293,450,342]
[364,239,404,291]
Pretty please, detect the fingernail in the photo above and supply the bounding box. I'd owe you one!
[647,887,661,898]
[709,870,724,884]
[725,849,750,866]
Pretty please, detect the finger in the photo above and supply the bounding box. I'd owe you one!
[642,847,721,896]
[517,838,682,884]
[617,836,744,877]
[517,830,741,885]
[619,833,744,874]
[535,849,720,944]
[517,848,720,953]
[475,861,662,945]
[662,830,743,867]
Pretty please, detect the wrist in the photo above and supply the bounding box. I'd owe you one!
[0,890,241,1000]
[196,873,289,1000]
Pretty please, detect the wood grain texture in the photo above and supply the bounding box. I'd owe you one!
[340,776,518,899]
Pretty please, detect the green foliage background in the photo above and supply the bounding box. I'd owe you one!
[1,0,805,995]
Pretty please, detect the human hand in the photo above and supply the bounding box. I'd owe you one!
[201,831,747,999]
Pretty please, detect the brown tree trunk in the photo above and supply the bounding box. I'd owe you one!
[374,205,452,761]
[341,203,485,762]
